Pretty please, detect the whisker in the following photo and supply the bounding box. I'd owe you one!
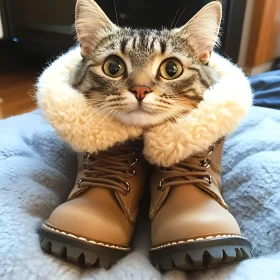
[113,0,119,25]
[109,109,118,122]
[88,106,111,122]
[97,108,114,126]
[170,6,182,29]
[174,4,190,28]
[62,103,107,127]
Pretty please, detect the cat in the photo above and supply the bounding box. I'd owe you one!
[72,0,221,127]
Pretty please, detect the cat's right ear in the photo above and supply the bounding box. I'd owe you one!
[75,0,117,57]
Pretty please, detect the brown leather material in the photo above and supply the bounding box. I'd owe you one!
[46,139,147,247]
[46,188,134,246]
[150,139,242,247]
[150,139,227,219]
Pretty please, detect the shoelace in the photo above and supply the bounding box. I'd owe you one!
[157,144,215,191]
[78,141,140,195]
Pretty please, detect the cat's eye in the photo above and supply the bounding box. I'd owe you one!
[103,56,126,78]
[159,59,183,80]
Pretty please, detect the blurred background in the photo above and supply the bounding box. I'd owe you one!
[0,0,279,119]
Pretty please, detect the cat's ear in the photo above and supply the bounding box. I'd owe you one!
[175,1,222,63]
[75,0,117,57]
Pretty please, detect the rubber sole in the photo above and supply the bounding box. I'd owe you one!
[150,237,253,271]
[40,225,130,269]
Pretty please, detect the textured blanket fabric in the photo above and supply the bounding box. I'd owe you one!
[0,106,280,280]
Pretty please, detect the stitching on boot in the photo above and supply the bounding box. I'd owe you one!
[151,234,242,250]
[43,224,130,251]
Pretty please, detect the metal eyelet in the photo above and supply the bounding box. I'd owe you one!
[77,178,83,188]
[207,145,215,155]
[158,178,166,191]
[203,174,212,185]
[125,169,136,177]
[128,157,139,166]
[84,152,92,161]
[200,158,211,168]
[125,181,130,194]
[130,147,139,156]
[83,160,89,170]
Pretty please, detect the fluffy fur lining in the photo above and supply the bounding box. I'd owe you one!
[37,48,252,162]
[143,52,253,167]
[36,47,142,153]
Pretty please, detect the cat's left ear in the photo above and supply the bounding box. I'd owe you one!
[175,1,222,64]
[75,0,117,57]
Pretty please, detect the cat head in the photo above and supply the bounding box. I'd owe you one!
[74,0,222,127]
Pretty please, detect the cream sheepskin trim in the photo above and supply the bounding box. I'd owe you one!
[36,47,142,152]
[143,52,253,167]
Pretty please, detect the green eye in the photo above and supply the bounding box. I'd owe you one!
[103,56,126,78]
[159,59,183,80]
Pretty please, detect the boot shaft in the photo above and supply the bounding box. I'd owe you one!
[68,139,148,223]
[150,138,227,219]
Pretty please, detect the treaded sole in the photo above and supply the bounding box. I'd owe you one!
[40,225,129,269]
[150,237,253,271]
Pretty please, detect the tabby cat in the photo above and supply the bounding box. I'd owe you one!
[73,0,221,127]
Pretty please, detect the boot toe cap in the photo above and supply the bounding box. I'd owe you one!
[152,187,241,246]
[45,192,133,247]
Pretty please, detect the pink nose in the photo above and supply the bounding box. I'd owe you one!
[130,86,152,101]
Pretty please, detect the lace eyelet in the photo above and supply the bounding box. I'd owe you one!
[84,152,93,161]
[128,157,139,166]
[130,147,139,156]
[125,168,136,177]
[200,158,211,168]
[158,178,166,191]
[77,178,83,188]
[83,160,89,170]
[203,174,212,185]
[125,181,130,194]
[207,145,215,155]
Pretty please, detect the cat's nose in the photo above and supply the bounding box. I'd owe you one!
[130,85,152,101]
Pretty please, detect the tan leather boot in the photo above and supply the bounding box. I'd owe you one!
[40,140,147,268]
[149,139,253,271]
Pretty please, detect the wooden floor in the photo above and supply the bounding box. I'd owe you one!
[0,44,47,119]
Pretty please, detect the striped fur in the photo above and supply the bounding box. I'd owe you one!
[73,0,222,127]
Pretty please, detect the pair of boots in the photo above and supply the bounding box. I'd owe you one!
[37,45,253,270]
[40,137,253,271]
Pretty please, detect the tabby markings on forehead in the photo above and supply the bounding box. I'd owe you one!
[149,37,156,49]
[159,40,167,54]
[132,37,137,49]
[120,38,128,54]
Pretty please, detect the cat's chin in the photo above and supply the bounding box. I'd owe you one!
[116,110,167,127]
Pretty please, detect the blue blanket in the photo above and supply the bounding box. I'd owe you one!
[0,106,280,280]
[249,70,280,110]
